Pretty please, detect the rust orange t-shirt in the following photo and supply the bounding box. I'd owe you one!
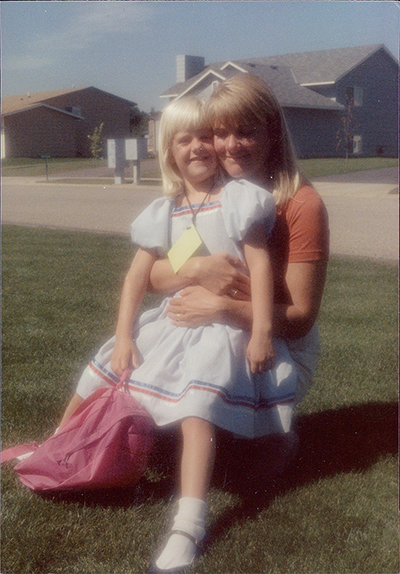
[268,185,330,304]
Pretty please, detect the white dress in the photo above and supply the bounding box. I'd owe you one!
[76,180,297,439]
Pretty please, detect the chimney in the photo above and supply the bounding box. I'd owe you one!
[176,55,205,83]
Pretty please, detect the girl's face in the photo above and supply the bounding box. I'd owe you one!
[213,122,270,184]
[170,128,217,186]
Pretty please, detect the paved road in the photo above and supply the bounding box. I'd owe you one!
[2,167,398,263]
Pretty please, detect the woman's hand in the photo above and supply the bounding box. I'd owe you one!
[110,337,140,377]
[180,253,251,299]
[167,286,226,327]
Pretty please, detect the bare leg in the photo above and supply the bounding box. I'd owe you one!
[58,393,84,429]
[180,417,216,499]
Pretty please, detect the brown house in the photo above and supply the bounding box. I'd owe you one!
[1,87,137,158]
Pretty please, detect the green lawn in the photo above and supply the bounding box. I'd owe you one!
[1,226,398,574]
[2,156,398,180]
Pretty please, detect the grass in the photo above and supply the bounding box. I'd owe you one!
[298,157,398,179]
[1,226,398,574]
[1,157,108,177]
[2,156,398,180]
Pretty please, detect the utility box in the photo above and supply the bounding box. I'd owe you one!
[107,139,126,169]
[126,138,148,184]
[125,138,148,161]
[107,138,148,184]
[107,139,126,184]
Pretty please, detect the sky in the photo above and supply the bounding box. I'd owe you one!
[1,1,399,113]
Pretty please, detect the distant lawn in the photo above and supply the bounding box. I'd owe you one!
[2,156,398,180]
[298,157,398,179]
[1,225,398,574]
[1,157,108,177]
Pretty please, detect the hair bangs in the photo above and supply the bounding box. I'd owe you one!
[207,94,259,131]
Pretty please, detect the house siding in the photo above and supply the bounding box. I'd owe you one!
[44,87,133,157]
[2,87,135,158]
[3,107,78,158]
[284,108,342,158]
[310,49,399,157]
[335,50,398,157]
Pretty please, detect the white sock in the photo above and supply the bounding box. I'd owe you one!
[155,497,207,571]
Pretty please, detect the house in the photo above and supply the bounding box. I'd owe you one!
[157,45,399,158]
[1,87,137,158]
[147,109,162,157]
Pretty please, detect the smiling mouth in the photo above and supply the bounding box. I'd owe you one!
[224,154,250,161]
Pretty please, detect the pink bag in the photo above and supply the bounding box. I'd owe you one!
[1,371,154,492]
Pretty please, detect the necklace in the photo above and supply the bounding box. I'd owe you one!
[183,187,212,225]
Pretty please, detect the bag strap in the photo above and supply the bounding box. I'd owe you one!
[1,369,132,464]
[115,368,132,392]
[1,443,39,464]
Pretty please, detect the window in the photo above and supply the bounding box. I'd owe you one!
[353,135,362,154]
[65,105,82,116]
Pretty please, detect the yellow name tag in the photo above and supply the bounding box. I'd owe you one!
[168,224,204,273]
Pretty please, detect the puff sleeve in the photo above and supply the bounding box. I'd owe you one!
[130,196,174,256]
[221,179,276,242]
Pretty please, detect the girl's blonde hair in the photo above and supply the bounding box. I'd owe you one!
[158,96,222,197]
[206,73,306,206]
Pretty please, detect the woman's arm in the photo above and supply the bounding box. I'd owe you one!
[167,259,327,339]
[111,248,157,376]
[275,260,328,338]
[148,253,251,298]
[243,224,275,373]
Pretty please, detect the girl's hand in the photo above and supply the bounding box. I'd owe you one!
[247,334,275,374]
[167,286,225,327]
[111,338,141,377]
[180,253,251,299]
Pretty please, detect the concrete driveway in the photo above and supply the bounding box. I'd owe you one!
[2,167,398,263]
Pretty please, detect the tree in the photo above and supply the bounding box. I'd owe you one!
[129,106,149,137]
[87,122,105,159]
[336,87,360,163]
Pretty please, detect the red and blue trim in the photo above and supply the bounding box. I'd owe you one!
[172,201,222,218]
[89,360,295,412]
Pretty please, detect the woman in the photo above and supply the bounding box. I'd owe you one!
[58,74,328,573]
[149,73,329,413]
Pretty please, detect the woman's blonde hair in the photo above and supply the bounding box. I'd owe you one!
[206,74,305,206]
[158,96,222,197]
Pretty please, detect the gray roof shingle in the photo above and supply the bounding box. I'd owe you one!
[160,44,396,110]
[239,44,390,85]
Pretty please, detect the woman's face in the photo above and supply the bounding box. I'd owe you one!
[213,122,270,184]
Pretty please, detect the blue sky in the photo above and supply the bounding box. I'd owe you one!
[1,1,399,113]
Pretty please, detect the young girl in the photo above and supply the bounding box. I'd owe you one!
[61,97,296,573]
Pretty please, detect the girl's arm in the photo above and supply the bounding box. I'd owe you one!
[111,247,157,376]
[243,224,275,374]
[148,253,250,298]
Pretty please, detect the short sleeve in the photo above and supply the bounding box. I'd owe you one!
[130,196,174,256]
[285,186,330,262]
[221,179,276,242]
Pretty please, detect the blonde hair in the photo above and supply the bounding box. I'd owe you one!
[158,96,222,197]
[206,74,305,206]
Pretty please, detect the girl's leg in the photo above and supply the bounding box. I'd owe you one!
[152,417,215,572]
[180,417,216,499]
[58,393,84,429]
